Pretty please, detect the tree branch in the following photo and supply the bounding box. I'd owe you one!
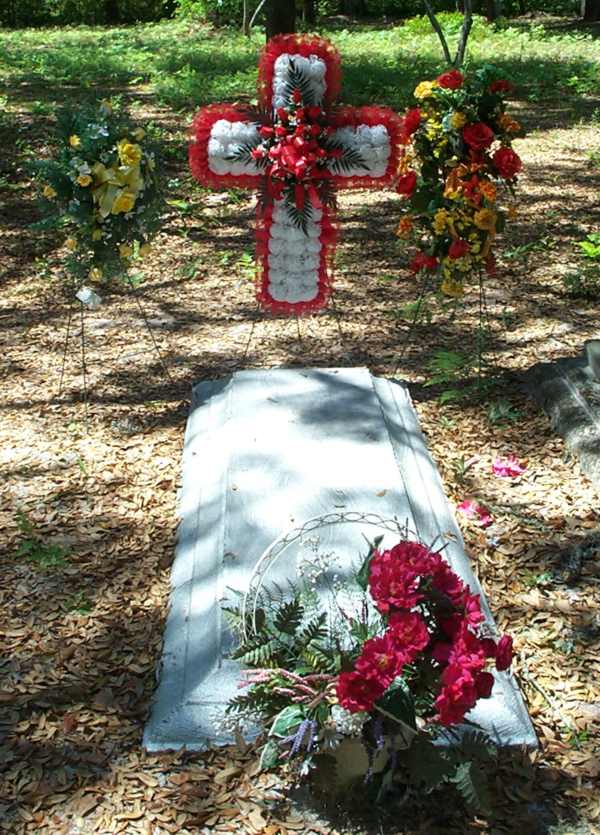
[455,0,473,68]
[249,0,268,30]
[422,0,453,67]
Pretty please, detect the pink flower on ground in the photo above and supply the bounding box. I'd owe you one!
[457,499,493,528]
[492,454,526,477]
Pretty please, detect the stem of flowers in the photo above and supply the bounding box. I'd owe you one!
[373,704,418,744]
[126,277,175,386]
[58,303,73,398]
[79,301,89,429]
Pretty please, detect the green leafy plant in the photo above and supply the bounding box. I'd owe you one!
[488,398,522,426]
[578,233,600,261]
[15,512,69,568]
[452,454,478,484]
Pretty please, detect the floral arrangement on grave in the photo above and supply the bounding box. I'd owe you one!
[189,34,402,315]
[395,65,523,300]
[225,536,513,809]
[33,101,164,293]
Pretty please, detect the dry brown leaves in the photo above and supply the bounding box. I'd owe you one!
[1,83,600,835]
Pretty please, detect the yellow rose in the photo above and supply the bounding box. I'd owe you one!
[139,243,152,257]
[119,243,133,258]
[65,237,78,251]
[395,216,413,238]
[479,181,497,203]
[433,209,449,235]
[43,184,57,199]
[89,267,103,281]
[77,174,92,187]
[441,276,464,298]
[92,228,103,241]
[498,113,521,134]
[450,112,467,130]
[118,139,142,167]
[69,134,81,148]
[474,208,497,232]
[414,80,438,99]
[132,128,146,141]
[111,189,136,214]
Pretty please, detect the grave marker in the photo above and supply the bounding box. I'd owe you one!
[144,368,537,751]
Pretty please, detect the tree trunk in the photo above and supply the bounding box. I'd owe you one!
[581,0,600,19]
[266,0,296,37]
[304,0,317,26]
[105,0,120,23]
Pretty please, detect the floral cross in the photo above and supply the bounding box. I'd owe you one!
[190,34,402,315]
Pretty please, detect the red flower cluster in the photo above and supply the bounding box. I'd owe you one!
[409,252,438,273]
[251,95,340,207]
[437,69,464,90]
[335,539,513,727]
[492,146,522,179]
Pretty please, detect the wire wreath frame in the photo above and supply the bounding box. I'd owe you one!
[240,510,448,641]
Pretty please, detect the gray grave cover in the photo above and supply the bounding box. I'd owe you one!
[144,368,537,751]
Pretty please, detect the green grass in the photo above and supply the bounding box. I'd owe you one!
[0,14,598,118]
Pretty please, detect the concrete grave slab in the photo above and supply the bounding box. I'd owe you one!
[524,342,600,489]
[144,368,537,752]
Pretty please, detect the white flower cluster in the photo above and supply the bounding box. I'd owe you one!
[330,125,391,178]
[208,119,261,177]
[331,704,368,736]
[272,53,327,109]
[267,199,322,303]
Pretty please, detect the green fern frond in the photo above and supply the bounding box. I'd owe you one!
[274,597,304,635]
[283,58,317,107]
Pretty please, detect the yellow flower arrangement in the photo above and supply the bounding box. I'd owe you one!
[119,243,134,258]
[450,112,467,129]
[69,134,81,148]
[118,139,142,167]
[65,237,78,251]
[77,174,92,187]
[43,184,57,199]
[473,208,497,233]
[414,80,438,100]
[111,189,137,215]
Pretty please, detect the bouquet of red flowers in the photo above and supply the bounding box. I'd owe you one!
[225,533,513,807]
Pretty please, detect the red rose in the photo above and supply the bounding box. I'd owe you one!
[463,122,494,150]
[448,238,470,259]
[403,107,421,136]
[493,146,522,179]
[336,671,385,714]
[437,69,464,89]
[495,635,513,671]
[396,170,417,196]
[490,79,513,94]
[410,252,438,274]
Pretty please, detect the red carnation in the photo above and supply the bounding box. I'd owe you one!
[495,634,513,671]
[448,238,470,259]
[403,107,421,136]
[437,69,464,89]
[336,671,385,714]
[259,125,274,138]
[410,252,438,274]
[276,107,288,121]
[388,611,430,661]
[355,633,406,687]
[396,170,417,197]
[463,122,494,151]
[490,79,513,94]
[493,146,522,179]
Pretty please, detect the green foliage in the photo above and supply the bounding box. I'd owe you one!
[425,350,473,387]
[488,398,522,426]
[1,0,170,27]
[15,512,69,569]
[562,267,600,300]
[578,233,600,261]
